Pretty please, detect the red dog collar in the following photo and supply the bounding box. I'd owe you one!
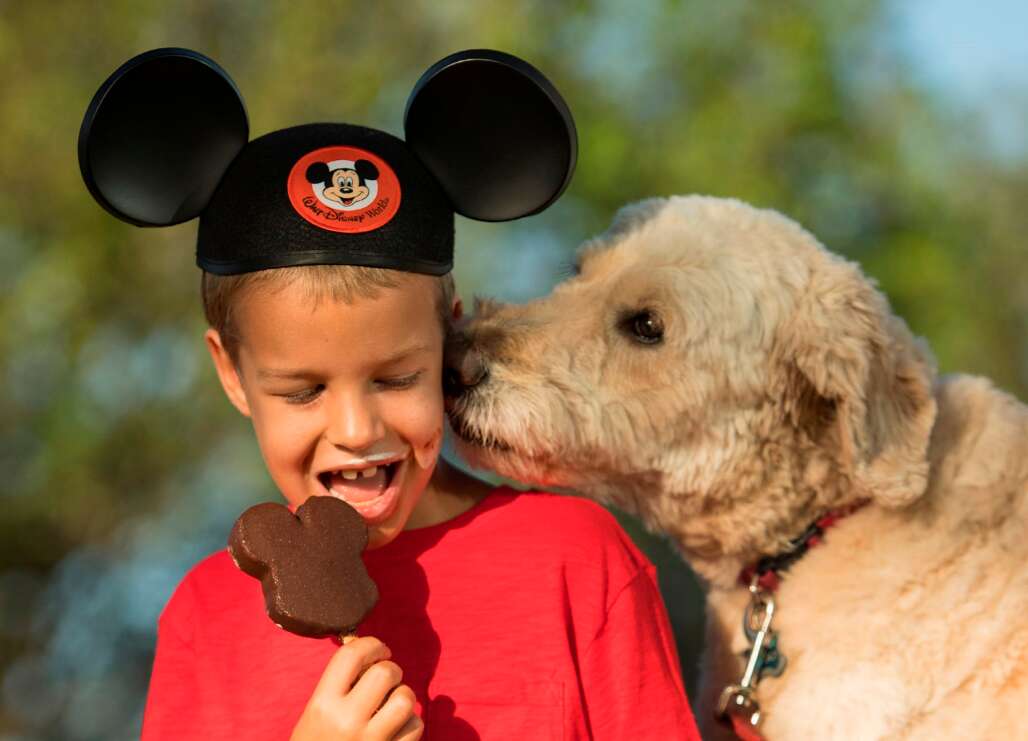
[738,499,871,591]
[720,499,871,740]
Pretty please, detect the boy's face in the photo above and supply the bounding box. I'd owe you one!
[206,273,447,548]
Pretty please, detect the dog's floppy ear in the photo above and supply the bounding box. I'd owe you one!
[786,257,937,508]
[404,49,576,222]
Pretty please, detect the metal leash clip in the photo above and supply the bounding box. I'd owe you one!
[716,575,783,730]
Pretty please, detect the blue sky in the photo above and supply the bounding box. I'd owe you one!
[895,0,1027,157]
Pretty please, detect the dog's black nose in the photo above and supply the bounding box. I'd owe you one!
[443,333,488,397]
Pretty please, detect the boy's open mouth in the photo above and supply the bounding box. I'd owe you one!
[317,459,404,523]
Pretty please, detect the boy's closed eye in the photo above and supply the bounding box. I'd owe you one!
[276,371,425,406]
[279,385,325,405]
[375,370,424,390]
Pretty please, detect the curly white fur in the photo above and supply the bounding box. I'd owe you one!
[449,196,1028,740]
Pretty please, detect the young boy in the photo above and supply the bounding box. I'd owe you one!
[80,48,701,740]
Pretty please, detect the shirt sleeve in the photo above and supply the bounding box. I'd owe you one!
[579,566,702,740]
[140,586,204,740]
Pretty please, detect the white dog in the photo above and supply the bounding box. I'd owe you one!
[444,196,1028,739]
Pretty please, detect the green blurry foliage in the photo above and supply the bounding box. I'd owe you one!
[0,0,1025,734]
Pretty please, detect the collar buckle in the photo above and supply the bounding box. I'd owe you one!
[717,575,787,733]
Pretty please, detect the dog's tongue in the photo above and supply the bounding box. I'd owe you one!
[328,469,388,503]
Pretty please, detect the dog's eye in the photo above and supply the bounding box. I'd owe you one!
[623,310,664,345]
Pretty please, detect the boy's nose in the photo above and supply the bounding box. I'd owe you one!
[325,394,386,451]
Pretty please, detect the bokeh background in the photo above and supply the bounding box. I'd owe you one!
[1,1,1026,738]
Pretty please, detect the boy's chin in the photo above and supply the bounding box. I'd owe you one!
[366,522,405,549]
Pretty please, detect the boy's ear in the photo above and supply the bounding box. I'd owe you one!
[451,296,463,322]
[204,328,252,418]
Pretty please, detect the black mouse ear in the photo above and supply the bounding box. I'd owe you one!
[78,48,249,227]
[404,49,576,222]
[306,161,331,184]
[354,159,380,181]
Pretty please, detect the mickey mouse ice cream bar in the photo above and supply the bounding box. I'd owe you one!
[78,47,577,277]
[229,497,378,639]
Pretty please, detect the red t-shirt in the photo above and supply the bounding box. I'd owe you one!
[141,488,700,740]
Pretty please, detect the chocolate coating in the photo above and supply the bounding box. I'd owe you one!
[228,496,379,638]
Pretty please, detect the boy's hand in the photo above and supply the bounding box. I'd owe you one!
[290,637,423,741]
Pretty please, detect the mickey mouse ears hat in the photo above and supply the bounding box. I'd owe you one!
[79,48,576,275]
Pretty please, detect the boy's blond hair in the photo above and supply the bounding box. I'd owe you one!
[202,265,456,362]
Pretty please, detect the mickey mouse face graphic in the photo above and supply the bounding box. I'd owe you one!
[305,159,379,210]
[287,145,403,234]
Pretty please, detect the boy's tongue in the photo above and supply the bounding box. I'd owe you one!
[329,468,388,503]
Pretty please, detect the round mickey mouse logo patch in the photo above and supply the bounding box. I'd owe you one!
[287,146,401,233]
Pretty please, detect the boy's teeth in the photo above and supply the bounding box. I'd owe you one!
[335,465,381,481]
[327,462,393,505]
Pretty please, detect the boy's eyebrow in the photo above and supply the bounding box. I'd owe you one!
[256,343,434,381]
[256,368,319,381]
[377,342,434,366]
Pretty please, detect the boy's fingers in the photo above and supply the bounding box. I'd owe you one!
[392,713,425,741]
[346,660,404,719]
[365,684,418,739]
[314,636,391,697]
